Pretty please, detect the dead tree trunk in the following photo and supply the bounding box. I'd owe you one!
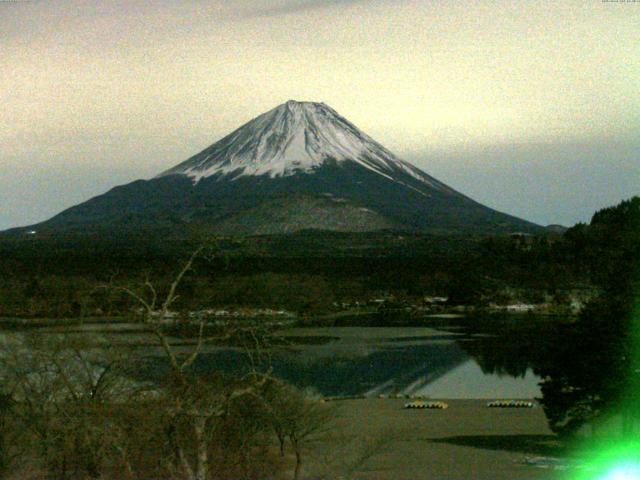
[294,450,302,480]
[291,434,302,480]
[194,416,208,480]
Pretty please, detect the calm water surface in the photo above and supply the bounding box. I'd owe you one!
[195,324,545,399]
[1,318,549,399]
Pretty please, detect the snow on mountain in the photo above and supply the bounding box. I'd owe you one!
[6,100,541,236]
[158,100,450,193]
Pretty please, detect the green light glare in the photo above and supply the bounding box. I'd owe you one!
[560,200,640,480]
[571,301,640,479]
[601,464,640,480]
[568,441,640,480]
[565,298,640,480]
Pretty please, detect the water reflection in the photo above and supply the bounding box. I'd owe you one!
[192,322,549,399]
[457,336,540,379]
[414,360,541,398]
[1,318,555,400]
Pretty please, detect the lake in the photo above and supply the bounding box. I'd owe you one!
[0,316,553,399]
[192,319,548,399]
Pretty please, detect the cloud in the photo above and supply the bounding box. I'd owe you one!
[232,0,370,18]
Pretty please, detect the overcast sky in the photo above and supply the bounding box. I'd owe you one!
[1,0,638,230]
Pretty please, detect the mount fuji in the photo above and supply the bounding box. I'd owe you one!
[12,101,540,236]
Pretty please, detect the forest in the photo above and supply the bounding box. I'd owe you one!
[3,195,634,320]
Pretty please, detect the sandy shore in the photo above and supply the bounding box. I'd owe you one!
[303,398,560,480]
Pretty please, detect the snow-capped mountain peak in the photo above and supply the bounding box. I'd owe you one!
[14,101,541,236]
[158,100,447,191]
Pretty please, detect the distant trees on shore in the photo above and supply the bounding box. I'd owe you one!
[536,197,640,437]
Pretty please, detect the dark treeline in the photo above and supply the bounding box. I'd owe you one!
[463,197,640,437]
[0,219,608,319]
[1,197,637,319]
[0,243,571,319]
[535,197,640,437]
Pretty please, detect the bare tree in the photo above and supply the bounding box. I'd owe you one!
[0,333,141,479]
[109,248,275,480]
[262,381,333,480]
[0,391,18,478]
[0,248,325,480]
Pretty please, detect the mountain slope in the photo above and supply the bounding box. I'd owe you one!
[158,100,451,192]
[8,101,541,236]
